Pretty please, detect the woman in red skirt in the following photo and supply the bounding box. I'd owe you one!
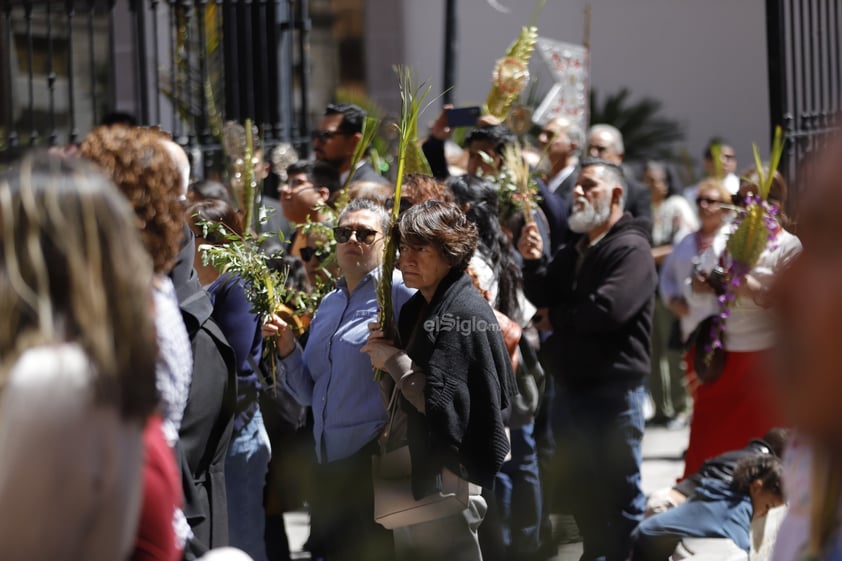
[682,171,800,478]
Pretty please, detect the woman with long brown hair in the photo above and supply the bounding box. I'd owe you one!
[0,152,159,560]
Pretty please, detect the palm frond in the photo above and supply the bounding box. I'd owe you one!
[590,88,685,161]
[375,67,435,379]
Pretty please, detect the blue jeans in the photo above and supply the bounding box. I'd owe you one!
[225,409,272,561]
[552,383,646,561]
[631,479,752,560]
[494,423,543,556]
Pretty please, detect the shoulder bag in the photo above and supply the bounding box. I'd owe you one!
[372,386,482,529]
[687,315,727,384]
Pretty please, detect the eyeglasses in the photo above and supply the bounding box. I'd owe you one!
[311,129,345,142]
[385,196,413,213]
[300,246,330,263]
[333,226,381,245]
[696,197,722,207]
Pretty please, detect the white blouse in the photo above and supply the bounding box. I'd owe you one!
[686,228,802,352]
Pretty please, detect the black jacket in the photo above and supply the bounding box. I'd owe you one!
[522,213,656,389]
[675,439,775,498]
[169,226,237,556]
[398,271,516,493]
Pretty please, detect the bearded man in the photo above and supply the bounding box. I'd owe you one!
[518,158,657,561]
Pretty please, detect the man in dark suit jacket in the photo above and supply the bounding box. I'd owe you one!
[586,124,653,228]
[312,103,388,185]
[535,117,584,253]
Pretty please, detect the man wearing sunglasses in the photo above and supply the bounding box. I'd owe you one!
[313,103,388,185]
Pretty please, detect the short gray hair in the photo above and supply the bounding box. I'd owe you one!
[580,157,626,210]
[588,124,625,156]
[546,117,584,157]
[338,197,391,233]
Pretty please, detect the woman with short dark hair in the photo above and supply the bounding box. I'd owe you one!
[363,200,516,561]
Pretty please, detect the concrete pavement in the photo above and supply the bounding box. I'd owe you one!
[552,424,690,560]
[281,424,690,560]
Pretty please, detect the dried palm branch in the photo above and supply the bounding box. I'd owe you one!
[483,1,546,121]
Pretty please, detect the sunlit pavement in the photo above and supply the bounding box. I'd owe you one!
[281,424,690,560]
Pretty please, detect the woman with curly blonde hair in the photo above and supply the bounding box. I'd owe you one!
[0,152,159,560]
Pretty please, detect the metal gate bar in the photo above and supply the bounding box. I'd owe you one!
[0,0,311,173]
[767,0,842,191]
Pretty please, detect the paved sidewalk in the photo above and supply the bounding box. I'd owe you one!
[281,425,690,560]
[553,424,690,560]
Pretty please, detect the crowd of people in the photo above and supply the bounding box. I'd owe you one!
[1,96,842,561]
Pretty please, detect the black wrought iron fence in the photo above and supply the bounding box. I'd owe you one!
[0,0,311,176]
[766,0,842,195]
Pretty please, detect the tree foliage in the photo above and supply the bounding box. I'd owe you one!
[589,87,685,162]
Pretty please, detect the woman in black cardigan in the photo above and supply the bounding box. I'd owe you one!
[363,201,516,561]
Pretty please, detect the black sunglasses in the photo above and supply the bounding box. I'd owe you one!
[333,226,380,245]
[696,197,722,207]
[311,129,345,142]
[300,246,330,263]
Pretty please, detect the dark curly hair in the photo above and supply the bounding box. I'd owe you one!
[80,125,184,274]
[396,200,478,273]
[733,453,783,498]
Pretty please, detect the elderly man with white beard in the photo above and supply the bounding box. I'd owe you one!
[518,158,657,561]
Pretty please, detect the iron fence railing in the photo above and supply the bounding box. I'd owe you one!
[0,0,311,176]
[767,0,842,196]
